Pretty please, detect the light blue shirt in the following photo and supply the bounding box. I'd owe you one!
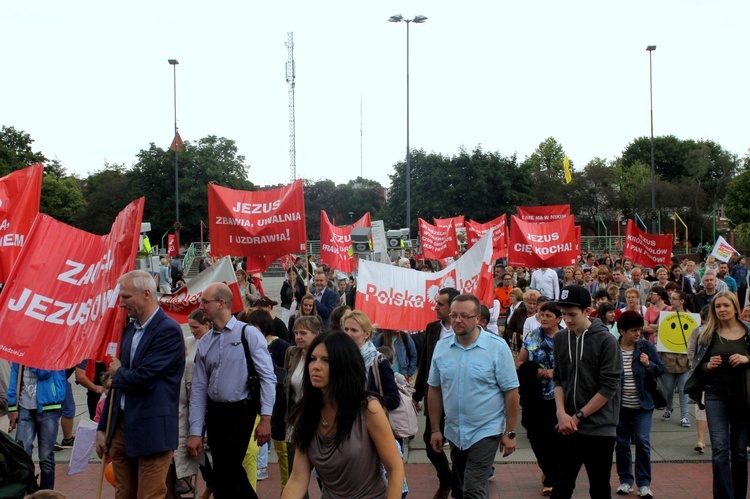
[428,329,519,450]
[189,317,276,436]
[121,308,159,410]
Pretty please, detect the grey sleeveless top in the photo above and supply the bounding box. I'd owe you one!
[307,404,387,498]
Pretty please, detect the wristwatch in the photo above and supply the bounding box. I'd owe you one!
[575,410,586,420]
[502,431,516,439]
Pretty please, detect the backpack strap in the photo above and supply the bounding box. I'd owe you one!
[371,353,384,397]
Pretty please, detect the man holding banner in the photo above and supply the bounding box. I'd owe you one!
[96,270,186,498]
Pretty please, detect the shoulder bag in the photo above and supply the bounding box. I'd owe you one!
[371,354,419,439]
[241,325,262,414]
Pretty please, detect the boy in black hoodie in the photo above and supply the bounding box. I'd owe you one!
[551,285,622,498]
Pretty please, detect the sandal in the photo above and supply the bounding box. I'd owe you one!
[694,442,705,454]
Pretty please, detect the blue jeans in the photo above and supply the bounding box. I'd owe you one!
[615,407,653,487]
[705,386,749,499]
[16,407,61,490]
[661,371,689,420]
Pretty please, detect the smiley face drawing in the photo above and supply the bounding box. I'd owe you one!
[657,311,700,353]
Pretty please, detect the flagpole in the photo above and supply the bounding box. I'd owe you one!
[96,387,116,499]
[168,59,180,229]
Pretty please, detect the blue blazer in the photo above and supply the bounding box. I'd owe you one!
[316,288,339,329]
[98,307,185,457]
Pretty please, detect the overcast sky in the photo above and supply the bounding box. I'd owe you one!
[3,1,748,190]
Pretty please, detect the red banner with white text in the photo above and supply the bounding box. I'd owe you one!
[167,233,179,257]
[517,204,571,222]
[508,215,578,268]
[319,211,371,273]
[466,215,508,259]
[434,216,465,229]
[0,199,145,370]
[208,181,307,272]
[0,164,43,283]
[356,232,494,330]
[622,220,673,268]
[419,218,458,260]
[159,256,243,323]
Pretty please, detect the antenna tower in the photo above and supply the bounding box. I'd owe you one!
[286,32,296,181]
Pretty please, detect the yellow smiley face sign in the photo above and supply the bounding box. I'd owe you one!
[656,311,700,353]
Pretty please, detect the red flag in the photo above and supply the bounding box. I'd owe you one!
[0,164,43,283]
[466,215,508,259]
[169,132,184,152]
[516,204,571,222]
[208,181,307,272]
[418,218,458,260]
[508,215,578,268]
[167,233,179,257]
[622,220,673,268]
[319,211,371,273]
[434,215,465,229]
[0,199,145,370]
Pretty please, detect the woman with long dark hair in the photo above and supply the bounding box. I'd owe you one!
[686,291,750,498]
[282,332,405,498]
[288,293,325,333]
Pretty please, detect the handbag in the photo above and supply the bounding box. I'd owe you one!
[371,354,419,439]
[645,372,669,409]
[241,325,262,414]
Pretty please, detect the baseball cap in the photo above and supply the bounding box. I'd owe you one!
[555,285,591,309]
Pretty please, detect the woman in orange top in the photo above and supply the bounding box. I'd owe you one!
[494,273,514,315]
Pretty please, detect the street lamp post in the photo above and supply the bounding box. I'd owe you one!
[389,14,427,238]
[168,59,180,227]
[646,45,656,233]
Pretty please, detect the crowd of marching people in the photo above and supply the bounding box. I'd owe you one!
[4,246,750,499]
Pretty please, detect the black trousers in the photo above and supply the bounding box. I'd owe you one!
[551,433,616,499]
[206,399,258,499]
[423,398,455,493]
[524,398,562,488]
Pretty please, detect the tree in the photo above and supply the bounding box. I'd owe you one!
[569,157,616,229]
[128,136,253,244]
[40,174,86,224]
[75,163,132,234]
[0,126,46,176]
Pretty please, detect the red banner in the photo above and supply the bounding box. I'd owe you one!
[434,215,465,229]
[208,181,307,272]
[167,233,179,257]
[0,164,43,283]
[508,215,578,268]
[622,220,673,268]
[466,215,508,259]
[517,204,571,222]
[320,211,371,273]
[0,199,145,370]
[159,256,243,323]
[419,218,458,260]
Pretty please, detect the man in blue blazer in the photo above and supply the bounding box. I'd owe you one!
[96,270,185,498]
[313,271,339,330]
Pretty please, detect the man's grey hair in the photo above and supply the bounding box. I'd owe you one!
[119,270,157,299]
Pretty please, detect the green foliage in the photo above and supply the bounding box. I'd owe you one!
[521,137,568,181]
[40,174,86,224]
[75,163,131,235]
[724,167,750,228]
[0,126,46,176]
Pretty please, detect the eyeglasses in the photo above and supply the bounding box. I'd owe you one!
[199,298,221,305]
[448,313,478,321]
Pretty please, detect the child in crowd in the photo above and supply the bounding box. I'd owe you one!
[94,372,112,423]
[377,346,408,387]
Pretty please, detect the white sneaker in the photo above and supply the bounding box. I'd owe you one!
[617,483,633,495]
[639,485,653,497]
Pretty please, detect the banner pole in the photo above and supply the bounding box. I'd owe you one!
[96,387,116,499]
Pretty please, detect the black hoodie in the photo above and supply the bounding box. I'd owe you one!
[552,318,622,437]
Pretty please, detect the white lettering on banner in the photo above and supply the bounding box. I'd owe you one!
[0,220,11,230]
[231,201,282,214]
[215,217,253,227]
[527,232,559,243]
[363,283,426,308]
[257,212,301,226]
[329,233,351,244]
[513,242,573,255]
[229,229,291,244]
[0,233,24,247]
[7,286,120,325]
[57,251,114,286]
[160,291,201,312]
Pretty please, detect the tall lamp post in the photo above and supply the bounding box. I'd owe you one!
[168,59,180,228]
[646,45,656,234]
[389,14,427,238]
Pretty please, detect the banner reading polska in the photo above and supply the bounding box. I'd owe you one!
[159,256,243,324]
[622,220,673,268]
[356,231,494,331]
[0,164,43,283]
[466,215,508,258]
[508,215,578,268]
[208,181,307,258]
[0,199,145,370]
[419,218,458,260]
[517,204,571,222]
[320,211,371,273]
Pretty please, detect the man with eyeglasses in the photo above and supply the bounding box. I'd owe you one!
[413,287,460,499]
[428,294,519,499]
[187,282,276,498]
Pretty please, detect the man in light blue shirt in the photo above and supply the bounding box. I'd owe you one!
[428,294,520,499]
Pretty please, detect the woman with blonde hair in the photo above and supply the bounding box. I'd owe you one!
[686,291,750,498]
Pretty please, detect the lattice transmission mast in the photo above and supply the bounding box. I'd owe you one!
[286,32,296,181]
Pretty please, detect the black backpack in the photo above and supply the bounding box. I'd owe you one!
[0,429,38,498]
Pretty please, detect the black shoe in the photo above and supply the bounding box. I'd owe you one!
[54,437,75,451]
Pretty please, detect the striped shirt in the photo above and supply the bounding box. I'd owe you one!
[621,349,641,409]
